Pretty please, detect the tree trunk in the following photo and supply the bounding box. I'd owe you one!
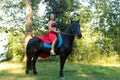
[25,0,32,45]
[24,0,32,61]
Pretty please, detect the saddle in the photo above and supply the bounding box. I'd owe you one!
[43,34,62,48]
[37,34,63,58]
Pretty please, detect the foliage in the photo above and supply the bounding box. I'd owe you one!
[43,0,80,31]
[6,28,25,62]
[68,0,120,63]
[0,0,25,28]
[0,0,120,63]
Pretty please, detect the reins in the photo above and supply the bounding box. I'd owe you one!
[61,32,75,36]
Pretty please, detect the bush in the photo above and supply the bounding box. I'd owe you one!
[6,28,25,62]
[68,27,120,64]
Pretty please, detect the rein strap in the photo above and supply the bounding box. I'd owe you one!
[61,32,75,36]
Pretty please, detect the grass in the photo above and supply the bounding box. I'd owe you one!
[0,61,120,80]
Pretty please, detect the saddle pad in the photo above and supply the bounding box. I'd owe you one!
[44,34,62,48]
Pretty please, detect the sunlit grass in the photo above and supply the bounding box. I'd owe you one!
[87,55,120,67]
[0,61,120,80]
[0,62,23,69]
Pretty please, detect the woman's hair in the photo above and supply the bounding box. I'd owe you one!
[49,13,55,21]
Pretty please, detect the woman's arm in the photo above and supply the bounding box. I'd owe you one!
[48,21,59,33]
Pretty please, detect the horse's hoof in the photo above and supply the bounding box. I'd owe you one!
[60,77,65,80]
[33,72,38,75]
[25,71,29,74]
[60,75,65,80]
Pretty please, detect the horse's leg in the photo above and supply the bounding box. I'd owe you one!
[32,54,38,74]
[26,53,32,74]
[59,53,68,78]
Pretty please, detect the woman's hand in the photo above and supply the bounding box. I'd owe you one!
[55,29,61,33]
[55,30,61,33]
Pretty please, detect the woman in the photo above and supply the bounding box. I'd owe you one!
[37,13,60,55]
[47,13,60,55]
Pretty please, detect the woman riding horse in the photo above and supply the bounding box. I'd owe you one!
[25,19,82,79]
[38,14,60,55]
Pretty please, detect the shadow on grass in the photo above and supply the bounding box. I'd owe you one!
[0,62,120,80]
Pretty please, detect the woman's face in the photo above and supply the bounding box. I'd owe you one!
[50,14,55,20]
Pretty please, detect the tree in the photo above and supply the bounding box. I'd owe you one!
[44,0,80,31]
[0,0,26,62]
[25,0,43,46]
[25,0,32,46]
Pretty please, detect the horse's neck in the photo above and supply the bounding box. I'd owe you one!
[62,25,75,46]
[64,25,72,34]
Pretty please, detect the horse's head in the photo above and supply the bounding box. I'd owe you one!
[70,20,82,38]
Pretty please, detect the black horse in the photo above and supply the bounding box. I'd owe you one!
[25,20,82,79]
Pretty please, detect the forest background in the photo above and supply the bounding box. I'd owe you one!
[0,0,120,64]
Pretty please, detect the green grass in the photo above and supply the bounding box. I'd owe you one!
[0,61,120,80]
